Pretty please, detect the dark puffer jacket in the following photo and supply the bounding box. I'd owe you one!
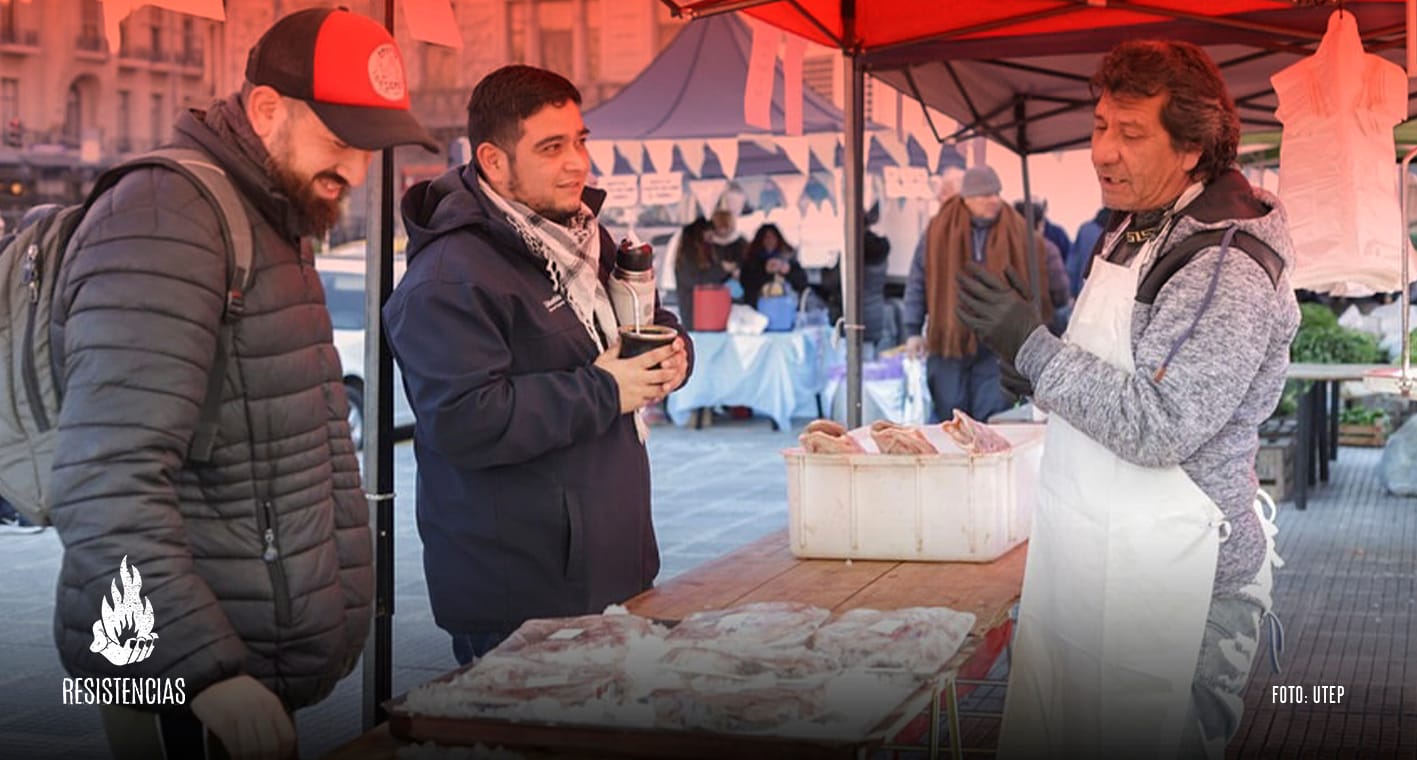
[47,106,373,710]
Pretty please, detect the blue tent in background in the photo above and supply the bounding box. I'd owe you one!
[583,14,958,178]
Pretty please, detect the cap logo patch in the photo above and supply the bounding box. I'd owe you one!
[367,44,406,102]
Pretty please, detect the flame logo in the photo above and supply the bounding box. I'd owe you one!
[90,556,158,666]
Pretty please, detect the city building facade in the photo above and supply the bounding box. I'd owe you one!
[0,0,686,236]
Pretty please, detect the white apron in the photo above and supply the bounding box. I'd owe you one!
[998,233,1228,759]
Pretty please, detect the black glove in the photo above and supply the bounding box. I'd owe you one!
[1000,360,1034,403]
[956,263,1043,364]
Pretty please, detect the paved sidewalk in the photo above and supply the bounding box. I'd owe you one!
[0,416,800,760]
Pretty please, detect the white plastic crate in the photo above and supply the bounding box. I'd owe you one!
[782,423,1044,562]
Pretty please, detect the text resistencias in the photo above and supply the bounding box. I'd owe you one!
[62,677,186,706]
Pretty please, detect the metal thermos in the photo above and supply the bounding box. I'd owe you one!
[608,239,656,329]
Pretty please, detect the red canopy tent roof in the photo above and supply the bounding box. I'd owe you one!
[665,1,1413,154]
[673,1,1391,51]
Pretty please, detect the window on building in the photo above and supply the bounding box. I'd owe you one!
[541,29,572,78]
[507,0,528,63]
[181,17,195,62]
[117,91,131,150]
[150,11,163,60]
[150,93,164,148]
[80,0,103,50]
[1,79,17,129]
[64,84,82,146]
[422,44,458,90]
[0,0,16,42]
[537,0,573,78]
[585,0,601,82]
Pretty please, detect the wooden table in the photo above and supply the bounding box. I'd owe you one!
[1285,363,1387,510]
[327,530,1027,759]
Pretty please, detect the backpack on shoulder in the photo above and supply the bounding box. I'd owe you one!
[0,148,252,525]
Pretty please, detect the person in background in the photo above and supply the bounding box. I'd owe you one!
[903,164,1054,422]
[1033,195,1073,263]
[672,216,719,329]
[707,207,747,301]
[1069,206,1111,298]
[1014,199,1074,333]
[384,65,693,665]
[741,223,808,308]
[862,205,893,351]
[956,40,1295,758]
[48,7,436,758]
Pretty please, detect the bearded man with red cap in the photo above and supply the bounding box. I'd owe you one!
[46,8,437,759]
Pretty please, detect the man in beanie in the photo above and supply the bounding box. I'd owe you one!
[47,8,436,758]
[903,164,1054,421]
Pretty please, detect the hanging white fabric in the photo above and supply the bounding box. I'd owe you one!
[1273,10,1414,296]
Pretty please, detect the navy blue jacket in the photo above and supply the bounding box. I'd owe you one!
[384,165,693,635]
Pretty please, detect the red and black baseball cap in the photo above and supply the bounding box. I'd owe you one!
[245,7,439,153]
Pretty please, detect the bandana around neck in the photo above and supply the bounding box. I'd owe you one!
[478,176,617,351]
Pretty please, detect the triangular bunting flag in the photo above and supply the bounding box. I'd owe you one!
[688,179,729,218]
[874,133,911,168]
[402,0,462,49]
[679,141,706,177]
[735,176,769,210]
[807,133,838,170]
[643,140,676,175]
[706,138,739,179]
[777,136,811,175]
[614,140,643,174]
[771,174,808,209]
[586,141,617,176]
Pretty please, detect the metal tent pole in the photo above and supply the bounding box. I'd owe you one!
[1016,99,1042,313]
[361,0,398,730]
[842,2,864,427]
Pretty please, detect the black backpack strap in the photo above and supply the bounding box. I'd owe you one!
[1136,227,1284,306]
[88,148,254,463]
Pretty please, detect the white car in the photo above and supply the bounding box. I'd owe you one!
[315,248,414,447]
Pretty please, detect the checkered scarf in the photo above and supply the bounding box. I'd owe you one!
[479,176,618,352]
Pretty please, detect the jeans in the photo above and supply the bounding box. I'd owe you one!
[927,348,1008,422]
[451,630,509,665]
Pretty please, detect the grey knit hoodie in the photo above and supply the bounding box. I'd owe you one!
[1016,169,1300,596]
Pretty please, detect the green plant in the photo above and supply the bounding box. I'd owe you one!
[1339,406,1387,426]
[1299,302,1339,331]
[1290,324,1388,364]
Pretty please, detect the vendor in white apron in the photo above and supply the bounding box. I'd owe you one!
[957,40,1296,760]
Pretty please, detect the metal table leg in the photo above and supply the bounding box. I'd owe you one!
[1328,380,1340,461]
[1294,383,1310,510]
[1316,382,1330,484]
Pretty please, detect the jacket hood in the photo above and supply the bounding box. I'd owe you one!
[402,163,609,264]
[1171,168,1296,270]
[172,107,305,240]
